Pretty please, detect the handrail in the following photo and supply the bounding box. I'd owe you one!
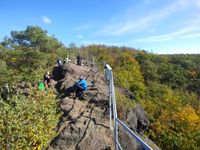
[105,64,153,150]
[116,118,153,150]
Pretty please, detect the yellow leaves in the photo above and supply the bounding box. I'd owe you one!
[149,105,200,149]
[11,57,17,62]
[151,122,163,133]
[147,107,199,149]
[0,88,60,149]
[172,106,200,132]
[155,106,200,132]
[34,145,41,150]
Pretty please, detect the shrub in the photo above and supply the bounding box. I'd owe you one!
[0,88,60,150]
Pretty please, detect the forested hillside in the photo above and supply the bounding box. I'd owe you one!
[80,45,200,149]
[0,26,199,149]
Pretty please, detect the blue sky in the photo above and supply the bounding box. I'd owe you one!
[1,0,200,54]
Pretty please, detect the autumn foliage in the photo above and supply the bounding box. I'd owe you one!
[0,26,200,149]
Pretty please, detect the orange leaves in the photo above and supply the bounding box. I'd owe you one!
[172,106,200,132]
[149,106,200,149]
[188,69,197,78]
[153,106,200,132]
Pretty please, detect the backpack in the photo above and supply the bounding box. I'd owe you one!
[38,82,45,90]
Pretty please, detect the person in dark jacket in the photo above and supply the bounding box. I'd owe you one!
[77,54,82,66]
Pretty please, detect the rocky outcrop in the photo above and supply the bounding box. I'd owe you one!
[126,104,150,135]
[123,89,135,100]
[118,104,150,150]
[118,104,161,150]
[48,63,114,150]
[48,63,160,150]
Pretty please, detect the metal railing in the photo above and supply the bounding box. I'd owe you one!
[105,64,153,150]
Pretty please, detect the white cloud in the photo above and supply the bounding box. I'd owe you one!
[97,2,179,36]
[179,0,200,8]
[42,16,52,24]
[165,48,200,54]
[77,34,84,39]
[135,26,200,43]
[183,33,200,38]
[96,0,200,36]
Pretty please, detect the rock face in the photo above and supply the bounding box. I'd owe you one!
[48,63,159,150]
[118,104,150,150]
[126,104,150,135]
[123,89,135,100]
[48,63,114,150]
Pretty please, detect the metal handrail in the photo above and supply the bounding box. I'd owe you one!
[105,64,153,150]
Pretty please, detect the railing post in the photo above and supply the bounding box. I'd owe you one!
[105,64,113,130]
[110,70,119,150]
[109,81,113,130]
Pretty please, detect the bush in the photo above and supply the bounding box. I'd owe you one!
[0,88,60,149]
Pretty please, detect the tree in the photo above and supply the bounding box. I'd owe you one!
[1,36,12,48]
[135,53,160,82]
[68,42,77,58]
[115,52,146,100]
[150,106,200,150]
[4,26,62,52]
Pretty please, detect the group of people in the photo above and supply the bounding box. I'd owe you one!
[57,53,83,67]
[57,57,72,66]
[37,56,88,99]
[38,57,70,90]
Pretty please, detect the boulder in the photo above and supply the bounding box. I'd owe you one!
[126,104,150,135]
[123,89,135,100]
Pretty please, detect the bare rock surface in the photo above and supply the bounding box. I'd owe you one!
[48,63,114,150]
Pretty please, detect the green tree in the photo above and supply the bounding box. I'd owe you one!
[115,52,146,100]
[3,26,62,52]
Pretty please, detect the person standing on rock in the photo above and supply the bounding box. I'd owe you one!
[77,53,82,66]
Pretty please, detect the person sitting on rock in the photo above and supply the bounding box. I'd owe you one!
[57,59,63,66]
[43,71,52,88]
[74,76,87,98]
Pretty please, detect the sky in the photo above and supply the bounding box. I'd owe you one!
[0,0,200,54]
